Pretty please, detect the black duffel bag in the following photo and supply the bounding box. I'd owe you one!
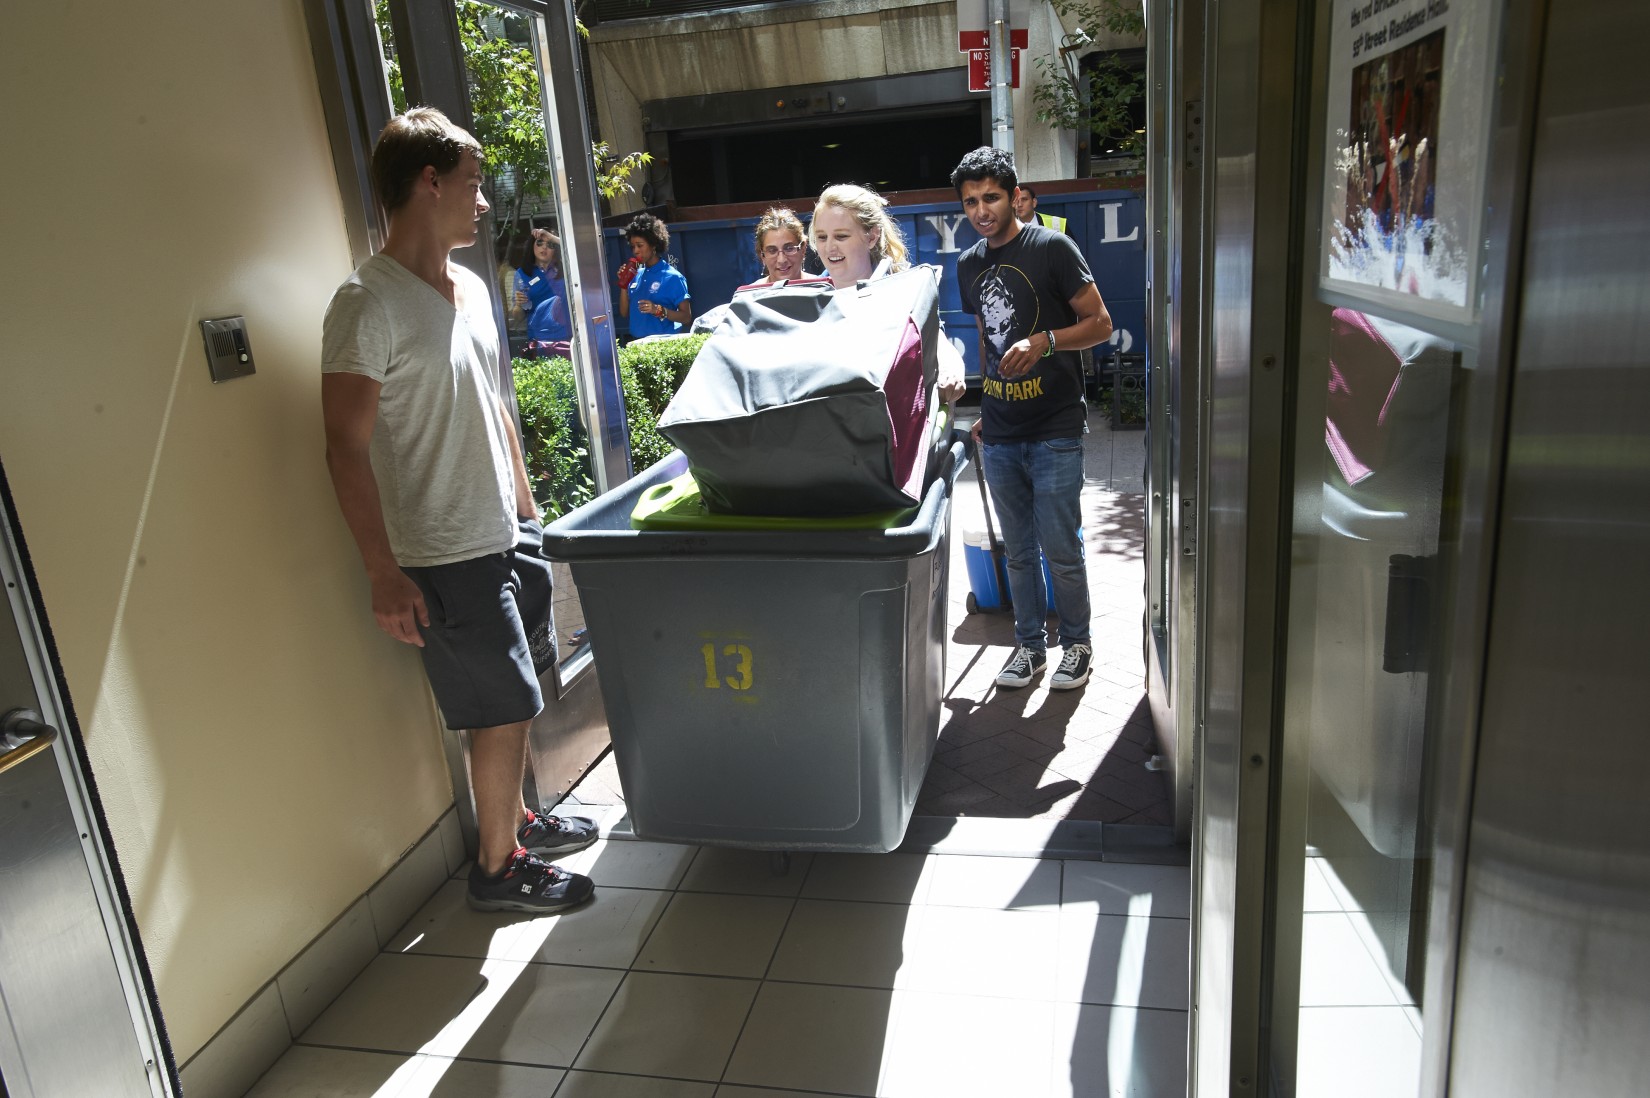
[657,266,942,516]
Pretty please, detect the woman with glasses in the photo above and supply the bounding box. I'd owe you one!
[510,228,569,355]
[752,207,809,284]
[691,208,812,334]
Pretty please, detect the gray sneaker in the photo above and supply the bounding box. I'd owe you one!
[995,646,1047,688]
[1050,643,1093,690]
[467,849,594,914]
[517,810,599,858]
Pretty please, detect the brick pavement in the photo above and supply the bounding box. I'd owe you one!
[931,409,1169,823]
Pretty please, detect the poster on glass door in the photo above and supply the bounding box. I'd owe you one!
[1321,0,1499,326]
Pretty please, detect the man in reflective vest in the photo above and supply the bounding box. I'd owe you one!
[1012,186,1069,233]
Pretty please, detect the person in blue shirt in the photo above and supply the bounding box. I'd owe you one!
[526,294,569,346]
[617,212,691,339]
[511,230,566,332]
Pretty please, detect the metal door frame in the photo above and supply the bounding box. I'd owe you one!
[1142,0,1205,846]
[1179,0,1309,1091]
[1178,0,1549,1093]
[0,465,178,1097]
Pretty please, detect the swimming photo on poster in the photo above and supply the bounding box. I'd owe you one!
[1337,29,1448,299]
[1322,0,1498,325]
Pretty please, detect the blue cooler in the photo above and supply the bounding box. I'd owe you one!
[962,526,1083,615]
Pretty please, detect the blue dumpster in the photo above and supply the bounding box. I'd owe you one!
[604,188,1148,382]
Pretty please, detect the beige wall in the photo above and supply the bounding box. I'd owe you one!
[0,0,452,1063]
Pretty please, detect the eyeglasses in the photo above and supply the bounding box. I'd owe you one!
[762,243,803,258]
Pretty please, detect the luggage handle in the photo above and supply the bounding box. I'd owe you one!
[973,450,1012,606]
[733,276,834,295]
[974,435,1004,556]
[854,263,941,296]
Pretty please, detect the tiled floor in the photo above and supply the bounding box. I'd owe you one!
[248,835,1189,1098]
[244,408,1187,1098]
[577,407,1171,825]
[1294,855,1422,1098]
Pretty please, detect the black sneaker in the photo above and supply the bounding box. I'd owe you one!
[995,646,1047,688]
[467,848,595,914]
[1050,643,1093,691]
[517,810,599,857]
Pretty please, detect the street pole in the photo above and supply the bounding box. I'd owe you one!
[1066,44,1092,178]
[988,0,1014,157]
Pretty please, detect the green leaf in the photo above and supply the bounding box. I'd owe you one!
[512,334,707,519]
[374,1,651,209]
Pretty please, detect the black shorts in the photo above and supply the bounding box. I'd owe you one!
[404,518,556,731]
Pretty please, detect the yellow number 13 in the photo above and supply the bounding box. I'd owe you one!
[701,643,753,690]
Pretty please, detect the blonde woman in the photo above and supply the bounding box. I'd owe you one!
[811,183,963,400]
[811,183,908,287]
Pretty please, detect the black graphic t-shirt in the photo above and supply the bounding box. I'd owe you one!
[957,223,1095,442]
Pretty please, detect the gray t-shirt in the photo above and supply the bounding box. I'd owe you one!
[322,253,517,567]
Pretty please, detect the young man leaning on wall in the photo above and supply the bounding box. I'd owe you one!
[321,107,599,914]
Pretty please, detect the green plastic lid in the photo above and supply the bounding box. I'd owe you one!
[630,472,918,531]
[630,406,950,531]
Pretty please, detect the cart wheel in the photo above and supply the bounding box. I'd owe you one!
[769,851,792,876]
[966,592,979,614]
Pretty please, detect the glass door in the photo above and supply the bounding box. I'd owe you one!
[351,0,628,817]
[1264,0,1515,1093]
[372,0,613,669]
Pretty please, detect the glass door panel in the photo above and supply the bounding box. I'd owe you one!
[372,0,595,663]
[1268,0,1508,1092]
[452,0,595,662]
[1275,306,1464,1098]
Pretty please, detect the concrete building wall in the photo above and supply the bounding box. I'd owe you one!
[0,0,453,1064]
[589,0,1142,212]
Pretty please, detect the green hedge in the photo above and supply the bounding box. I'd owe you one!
[512,333,709,520]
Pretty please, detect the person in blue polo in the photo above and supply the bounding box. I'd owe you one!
[617,212,691,339]
[512,228,569,352]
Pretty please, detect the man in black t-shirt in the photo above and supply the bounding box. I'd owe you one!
[951,147,1114,690]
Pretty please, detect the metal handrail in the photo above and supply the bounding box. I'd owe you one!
[0,708,57,776]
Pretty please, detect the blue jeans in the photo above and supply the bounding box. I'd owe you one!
[980,436,1090,652]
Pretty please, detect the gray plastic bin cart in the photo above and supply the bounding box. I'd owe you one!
[541,439,966,856]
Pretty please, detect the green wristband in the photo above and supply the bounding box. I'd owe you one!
[1043,330,1057,357]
